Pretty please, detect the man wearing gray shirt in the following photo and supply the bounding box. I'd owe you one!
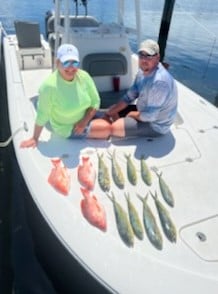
[105,39,178,137]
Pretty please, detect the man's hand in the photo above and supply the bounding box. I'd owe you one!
[127,111,141,120]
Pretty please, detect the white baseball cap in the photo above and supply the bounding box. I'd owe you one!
[57,44,80,62]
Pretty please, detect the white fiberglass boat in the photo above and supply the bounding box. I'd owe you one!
[1,1,218,293]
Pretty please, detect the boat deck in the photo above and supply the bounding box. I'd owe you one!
[3,28,218,294]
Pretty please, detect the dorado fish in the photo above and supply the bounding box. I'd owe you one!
[140,155,152,186]
[125,153,137,186]
[107,192,134,247]
[154,170,174,207]
[97,152,110,192]
[137,193,163,250]
[150,191,177,243]
[124,192,144,240]
[48,158,70,195]
[77,156,96,190]
[80,187,107,232]
[108,150,125,189]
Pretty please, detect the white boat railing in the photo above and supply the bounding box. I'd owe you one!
[52,0,143,58]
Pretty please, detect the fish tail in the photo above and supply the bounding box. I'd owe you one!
[149,190,158,200]
[106,191,115,202]
[124,153,130,159]
[107,150,113,160]
[124,192,129,201]
[51,157,62,167]
[136,193,148,203]
[97,152,104,159]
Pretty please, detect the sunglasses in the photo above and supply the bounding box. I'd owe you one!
[138,52,157,60]
[61,60,80,68]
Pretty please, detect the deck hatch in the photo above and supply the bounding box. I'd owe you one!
[180,215,218,262]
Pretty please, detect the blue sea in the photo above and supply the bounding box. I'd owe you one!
[1,0,218,104]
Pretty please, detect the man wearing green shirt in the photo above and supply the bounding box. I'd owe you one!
[20,43,111,148]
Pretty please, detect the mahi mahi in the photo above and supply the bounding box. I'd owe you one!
[137,193,163,250]
[108,150,125,189]
[124,192,144,240]
[140,155,152,186]
[97,152,111,192]
[107,192,134,247]
[154,170,174,207]
[150,191,177,243]
[125,153,137,186]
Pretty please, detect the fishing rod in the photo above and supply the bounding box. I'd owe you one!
[74,0,78,16]
[0,122,28,148]
[81,0,88,15]
[74,0,88,16]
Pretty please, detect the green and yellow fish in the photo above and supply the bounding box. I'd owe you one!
[107,192,134,247]
[150,191,177,243]
[154,170,174,207]
[140,155,152,186]
[108,150,125,189]
[97,152,111,192]
[125,192,144,240]
[125,153,137,186]
[137,193,163,250]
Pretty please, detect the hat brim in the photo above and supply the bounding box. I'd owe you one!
[60,54,80,63]
[138,47,157,55]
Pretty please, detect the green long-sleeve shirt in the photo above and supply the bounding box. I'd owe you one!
[36,69,100,138]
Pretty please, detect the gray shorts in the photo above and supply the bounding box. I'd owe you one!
[123,117,162,138]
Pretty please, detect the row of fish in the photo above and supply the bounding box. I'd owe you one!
[98,150,174,209]
[107,191,176,249]
[47,150,176,249]
[47,151,174,207]
[100,150,152,191]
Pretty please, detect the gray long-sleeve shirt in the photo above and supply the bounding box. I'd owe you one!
[122,63,178,134]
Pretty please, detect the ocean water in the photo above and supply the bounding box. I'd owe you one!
[1,0,218,104]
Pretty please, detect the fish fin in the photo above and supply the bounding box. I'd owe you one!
[80,187,90,198]
[51,158,62,167]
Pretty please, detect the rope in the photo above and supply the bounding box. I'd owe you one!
[0,122,28,148]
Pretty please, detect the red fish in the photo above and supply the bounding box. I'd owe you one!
[77,156,96,190]
[80,187,107,232]
[48,158,70,195]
